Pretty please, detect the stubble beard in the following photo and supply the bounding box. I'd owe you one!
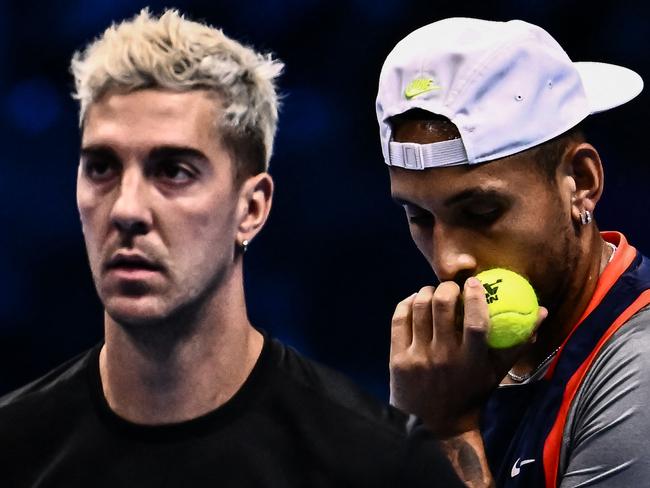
[533,217,582,342]
[100,257,233,361]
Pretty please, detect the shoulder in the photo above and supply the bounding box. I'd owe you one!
[582,304,650,391]
[0,347,96,423]
[264,337,462,486]
[570,304,650,432]
[560,306,650,485]
[268,337,410,434]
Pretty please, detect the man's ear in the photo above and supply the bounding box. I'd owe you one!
[235,172,274,248]
[558,142,604,224]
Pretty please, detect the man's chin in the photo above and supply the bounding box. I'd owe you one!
[103,295,172,327]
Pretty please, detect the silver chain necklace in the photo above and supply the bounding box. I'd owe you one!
[507,241,618,383]
[506,346,560,382]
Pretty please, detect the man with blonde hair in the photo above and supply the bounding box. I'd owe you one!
[0,8,467,487]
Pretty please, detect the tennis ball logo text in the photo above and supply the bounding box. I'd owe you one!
[483,279,503,304]
[476,269,538,349]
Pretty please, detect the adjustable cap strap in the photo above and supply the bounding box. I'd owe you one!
[388,138,469,169]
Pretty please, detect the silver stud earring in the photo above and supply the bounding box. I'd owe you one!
[241,239,249,253]
[580,210,592,225]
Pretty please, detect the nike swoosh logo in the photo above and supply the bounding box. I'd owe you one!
[511,458,535,477]
[404,78,440,99]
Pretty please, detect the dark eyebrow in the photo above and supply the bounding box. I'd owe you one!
[79,145,120,162]
[79,145,210,165]
[442,188,507,207]
[148,145,210,165]
[391,187,508,209]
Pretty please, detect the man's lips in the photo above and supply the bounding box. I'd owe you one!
[104,253,164,273]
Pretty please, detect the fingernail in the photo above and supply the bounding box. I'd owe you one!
[466,277,481,288]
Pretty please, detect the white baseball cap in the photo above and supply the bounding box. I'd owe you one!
[376,18,644,170]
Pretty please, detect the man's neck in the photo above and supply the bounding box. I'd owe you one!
[507,232,612,382]
[99,281,264,425]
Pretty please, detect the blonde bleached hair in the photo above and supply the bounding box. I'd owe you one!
[70,8,284,174]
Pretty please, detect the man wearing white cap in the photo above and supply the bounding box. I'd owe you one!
[376,18,649,487]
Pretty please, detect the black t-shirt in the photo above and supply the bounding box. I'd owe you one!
[0,335,462,487]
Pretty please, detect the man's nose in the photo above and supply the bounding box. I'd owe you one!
[430,226,478,284]
[109,168,152,236]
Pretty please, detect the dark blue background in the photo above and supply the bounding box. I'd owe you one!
[1,0,648,400]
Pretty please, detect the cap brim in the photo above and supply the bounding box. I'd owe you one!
[575,61,644,114]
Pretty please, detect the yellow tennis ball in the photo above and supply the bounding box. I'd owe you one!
[475,268,538,349]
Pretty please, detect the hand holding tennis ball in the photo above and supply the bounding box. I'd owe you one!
[475,268,539,349]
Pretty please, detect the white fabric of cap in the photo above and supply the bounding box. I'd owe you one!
[376,18,644,169]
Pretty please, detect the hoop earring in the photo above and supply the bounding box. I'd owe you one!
[580,210,592,225]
